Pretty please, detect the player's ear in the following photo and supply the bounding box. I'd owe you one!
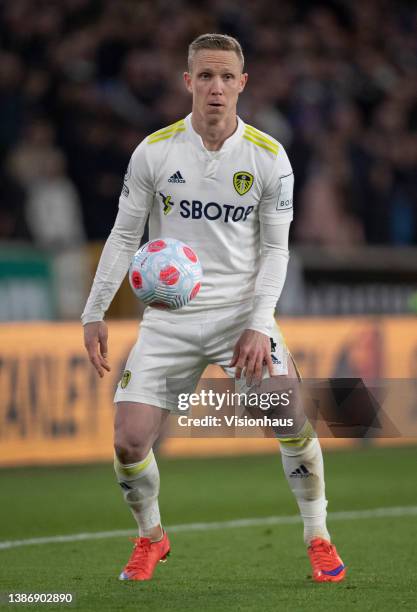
[184,72,193,93]
[238,72,248,93]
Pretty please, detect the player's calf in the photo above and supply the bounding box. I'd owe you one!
[114,450,162,539]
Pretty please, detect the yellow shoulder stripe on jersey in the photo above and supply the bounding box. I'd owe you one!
[243,133,278,155]
[148,129,186,144]
[243,126,279,154]
[147,119,186,144]
[244,125,279,150]
[148,118,185,138]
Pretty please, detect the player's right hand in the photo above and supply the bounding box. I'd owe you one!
[83,321,111,378]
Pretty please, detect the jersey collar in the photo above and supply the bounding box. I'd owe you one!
[185,113,244,156]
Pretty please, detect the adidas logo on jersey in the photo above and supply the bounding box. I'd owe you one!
[168,171,185,183]
[289,464,311,478]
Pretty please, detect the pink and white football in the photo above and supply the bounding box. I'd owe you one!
[129,238,202,309]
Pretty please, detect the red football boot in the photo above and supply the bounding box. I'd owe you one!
[308,537,346,583]
[119,532,170,581]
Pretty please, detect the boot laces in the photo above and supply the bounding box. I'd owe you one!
[125,537,152,574]
[310,539,336,569]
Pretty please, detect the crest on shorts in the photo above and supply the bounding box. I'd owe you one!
[120,370,131,389]
[233,171,254,196]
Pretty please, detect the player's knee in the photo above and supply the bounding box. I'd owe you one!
[114,435,152,464]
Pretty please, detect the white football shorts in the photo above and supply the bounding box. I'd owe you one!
[114,300,289,411]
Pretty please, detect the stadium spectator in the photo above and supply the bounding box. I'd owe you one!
[7,118,85,249]
[0,169,30,241]
[0,0,416,244]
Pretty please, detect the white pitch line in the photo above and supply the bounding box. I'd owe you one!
[0,505,416,551]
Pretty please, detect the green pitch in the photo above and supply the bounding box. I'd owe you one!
[0,445,416,611]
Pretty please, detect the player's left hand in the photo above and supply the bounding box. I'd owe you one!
[229,329,274,387]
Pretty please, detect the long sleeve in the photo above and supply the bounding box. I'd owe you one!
[81,209,148,324]
[81,139,155,324]
[246,147,294,336]
[245,220,291,336]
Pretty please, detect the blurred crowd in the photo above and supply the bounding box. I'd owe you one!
[1,0,417,247]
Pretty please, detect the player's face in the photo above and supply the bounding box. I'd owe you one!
[184,50,247,122]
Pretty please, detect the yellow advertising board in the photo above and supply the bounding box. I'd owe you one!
[0,322,135,466]
[0,318,416,466]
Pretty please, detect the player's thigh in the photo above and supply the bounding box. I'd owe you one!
[114,401,169,462]
[215,317,305,435]
[114,314,207,411]
[246,356,307,438]
[215,316,289,378]
[236,354,301,411]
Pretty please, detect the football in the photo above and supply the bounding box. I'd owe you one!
[129,237,202,309]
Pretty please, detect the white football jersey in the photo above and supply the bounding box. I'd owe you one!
[119,114,294,314]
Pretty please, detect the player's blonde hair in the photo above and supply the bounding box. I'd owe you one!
[188,33,244,71]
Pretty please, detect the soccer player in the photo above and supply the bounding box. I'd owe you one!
[82,33,345,583]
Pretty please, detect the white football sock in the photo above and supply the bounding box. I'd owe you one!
[280,435,330,545]
[114,450,161,538]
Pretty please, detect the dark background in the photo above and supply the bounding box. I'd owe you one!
[2,0,417,244]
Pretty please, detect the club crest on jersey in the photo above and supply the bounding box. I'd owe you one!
[233,171,254,196]
[159,192,174,215]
